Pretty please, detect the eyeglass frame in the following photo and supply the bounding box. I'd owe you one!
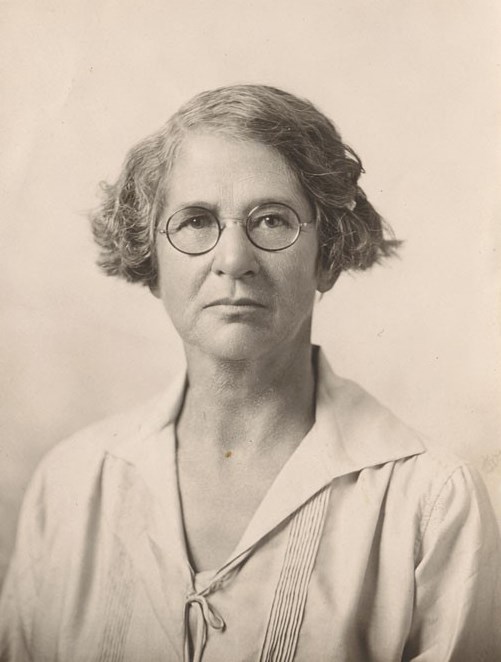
[156,202,315,255]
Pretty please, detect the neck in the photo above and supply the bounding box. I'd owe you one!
[176,341,317,455]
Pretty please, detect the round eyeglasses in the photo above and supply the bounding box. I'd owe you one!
[157,202,312,255]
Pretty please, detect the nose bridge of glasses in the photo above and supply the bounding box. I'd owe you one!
[212,214,259,274]
[217,215,247,230]
[215,215,255,248]
[216,216,253,251]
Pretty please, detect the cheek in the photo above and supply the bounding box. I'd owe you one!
[272,250,319,314]
[285,242,320,286]
[155,245,204,299]
[153,256,191,321]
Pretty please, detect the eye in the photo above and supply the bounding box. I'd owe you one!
[258,214,287,229]
[169,209,216,233]
[249,208,295,232]
[184,215,212,230]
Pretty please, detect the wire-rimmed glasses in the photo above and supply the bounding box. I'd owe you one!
[157,202,312,255]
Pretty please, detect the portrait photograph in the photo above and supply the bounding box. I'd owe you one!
[1,1,500,660]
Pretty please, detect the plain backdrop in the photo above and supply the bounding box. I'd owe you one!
[1,0,500,583]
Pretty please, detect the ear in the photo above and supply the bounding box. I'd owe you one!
[316,267,340,293]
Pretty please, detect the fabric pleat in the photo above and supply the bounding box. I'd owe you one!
[259,485,331,662]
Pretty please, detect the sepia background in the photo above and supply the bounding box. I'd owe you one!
[1,0,500,584]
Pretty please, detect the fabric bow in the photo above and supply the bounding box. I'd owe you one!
[184,592,225,662]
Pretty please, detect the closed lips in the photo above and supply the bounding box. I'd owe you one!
[206,298,264,307]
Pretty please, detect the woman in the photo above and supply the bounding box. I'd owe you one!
[1,85,500,661]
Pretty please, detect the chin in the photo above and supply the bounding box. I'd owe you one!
[195,325,277,362]
[209,338,267,362]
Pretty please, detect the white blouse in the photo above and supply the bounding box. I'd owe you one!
[1,349,500,661]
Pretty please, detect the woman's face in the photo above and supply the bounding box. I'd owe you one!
[153,132,332,362]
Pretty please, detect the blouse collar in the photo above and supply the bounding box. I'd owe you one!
[107,347,425,568]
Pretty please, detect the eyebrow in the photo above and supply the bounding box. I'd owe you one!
[168,196,305,215]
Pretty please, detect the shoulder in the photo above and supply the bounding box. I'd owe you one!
[25,381,183,516]
[317,349,495,526]
[38,393,162,472]
[374,435,500,564]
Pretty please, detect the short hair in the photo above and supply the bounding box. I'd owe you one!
[90,84,400,288]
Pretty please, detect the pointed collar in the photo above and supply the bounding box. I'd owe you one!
[228,348,425,563]
[107,347,426,570]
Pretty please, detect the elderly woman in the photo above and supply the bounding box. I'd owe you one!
[1,85,500,662]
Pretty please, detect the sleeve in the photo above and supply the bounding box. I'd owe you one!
[403,464,501,661]
[0,464,48,662]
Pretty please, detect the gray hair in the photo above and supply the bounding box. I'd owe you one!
[90,84,400,287]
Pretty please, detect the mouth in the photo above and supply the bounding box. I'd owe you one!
[205,297,265,308]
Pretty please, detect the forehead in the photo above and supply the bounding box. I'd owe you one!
[164,132,310,214]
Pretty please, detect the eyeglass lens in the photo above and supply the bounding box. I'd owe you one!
[165,203,301,254]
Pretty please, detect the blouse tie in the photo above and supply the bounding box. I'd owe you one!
[184,592,225,662]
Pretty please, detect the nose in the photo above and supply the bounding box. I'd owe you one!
[211,221,259,279]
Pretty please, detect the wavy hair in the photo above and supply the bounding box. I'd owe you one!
[90,84,400,287]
